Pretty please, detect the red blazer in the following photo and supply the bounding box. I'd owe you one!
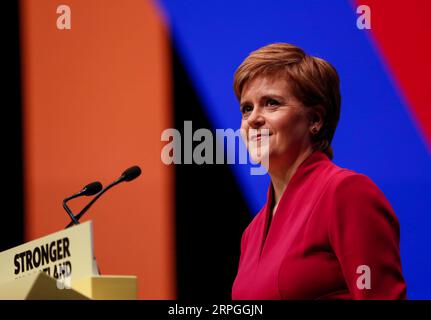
[232,151,407,299]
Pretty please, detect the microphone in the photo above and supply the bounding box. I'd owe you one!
[63,181,103,225]
[65,166,141,228]
[120,166,142,182]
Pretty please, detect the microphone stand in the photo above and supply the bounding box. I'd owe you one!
[65,177,123,228]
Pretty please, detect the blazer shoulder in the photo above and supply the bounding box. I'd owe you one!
[320,166,399,228]
[326,166,385,197]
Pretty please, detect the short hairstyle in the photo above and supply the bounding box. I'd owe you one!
[234,43,341,159]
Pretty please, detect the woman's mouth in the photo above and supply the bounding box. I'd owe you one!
[249,132,271,142]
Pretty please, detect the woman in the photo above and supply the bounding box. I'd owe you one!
[231,43,407,299]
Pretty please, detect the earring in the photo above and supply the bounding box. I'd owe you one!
[311,126,318,134]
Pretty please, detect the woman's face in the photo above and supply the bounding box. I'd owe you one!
[240,74,312,169]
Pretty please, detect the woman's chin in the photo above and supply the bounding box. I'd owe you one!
[249,150,270,167]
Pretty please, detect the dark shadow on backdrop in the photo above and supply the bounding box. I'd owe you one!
[0,1,24,252]
[172,45,252,300]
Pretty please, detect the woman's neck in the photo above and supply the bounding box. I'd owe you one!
[269,147,314,216]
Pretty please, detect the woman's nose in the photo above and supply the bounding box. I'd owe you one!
[247,108,265,128]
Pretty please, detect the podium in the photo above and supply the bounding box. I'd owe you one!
[0,221,137,300]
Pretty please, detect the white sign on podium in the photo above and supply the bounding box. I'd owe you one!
[0,221,97,287]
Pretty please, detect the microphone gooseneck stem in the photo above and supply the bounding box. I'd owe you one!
[63,201,79,225]
[65,178,123,228]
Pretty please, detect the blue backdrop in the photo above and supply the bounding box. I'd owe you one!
[157,0,431,299]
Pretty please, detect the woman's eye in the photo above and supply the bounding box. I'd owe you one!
[241,105,253,114]
[266,99,279,106]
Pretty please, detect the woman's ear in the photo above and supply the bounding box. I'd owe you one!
[309,106,325,134]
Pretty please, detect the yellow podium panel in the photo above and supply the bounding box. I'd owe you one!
[73,275,137,300]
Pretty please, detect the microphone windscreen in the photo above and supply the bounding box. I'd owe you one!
[121,166,142,182]
[82,181,103,196]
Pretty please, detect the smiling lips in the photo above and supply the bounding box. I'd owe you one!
[249,132,271,142]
